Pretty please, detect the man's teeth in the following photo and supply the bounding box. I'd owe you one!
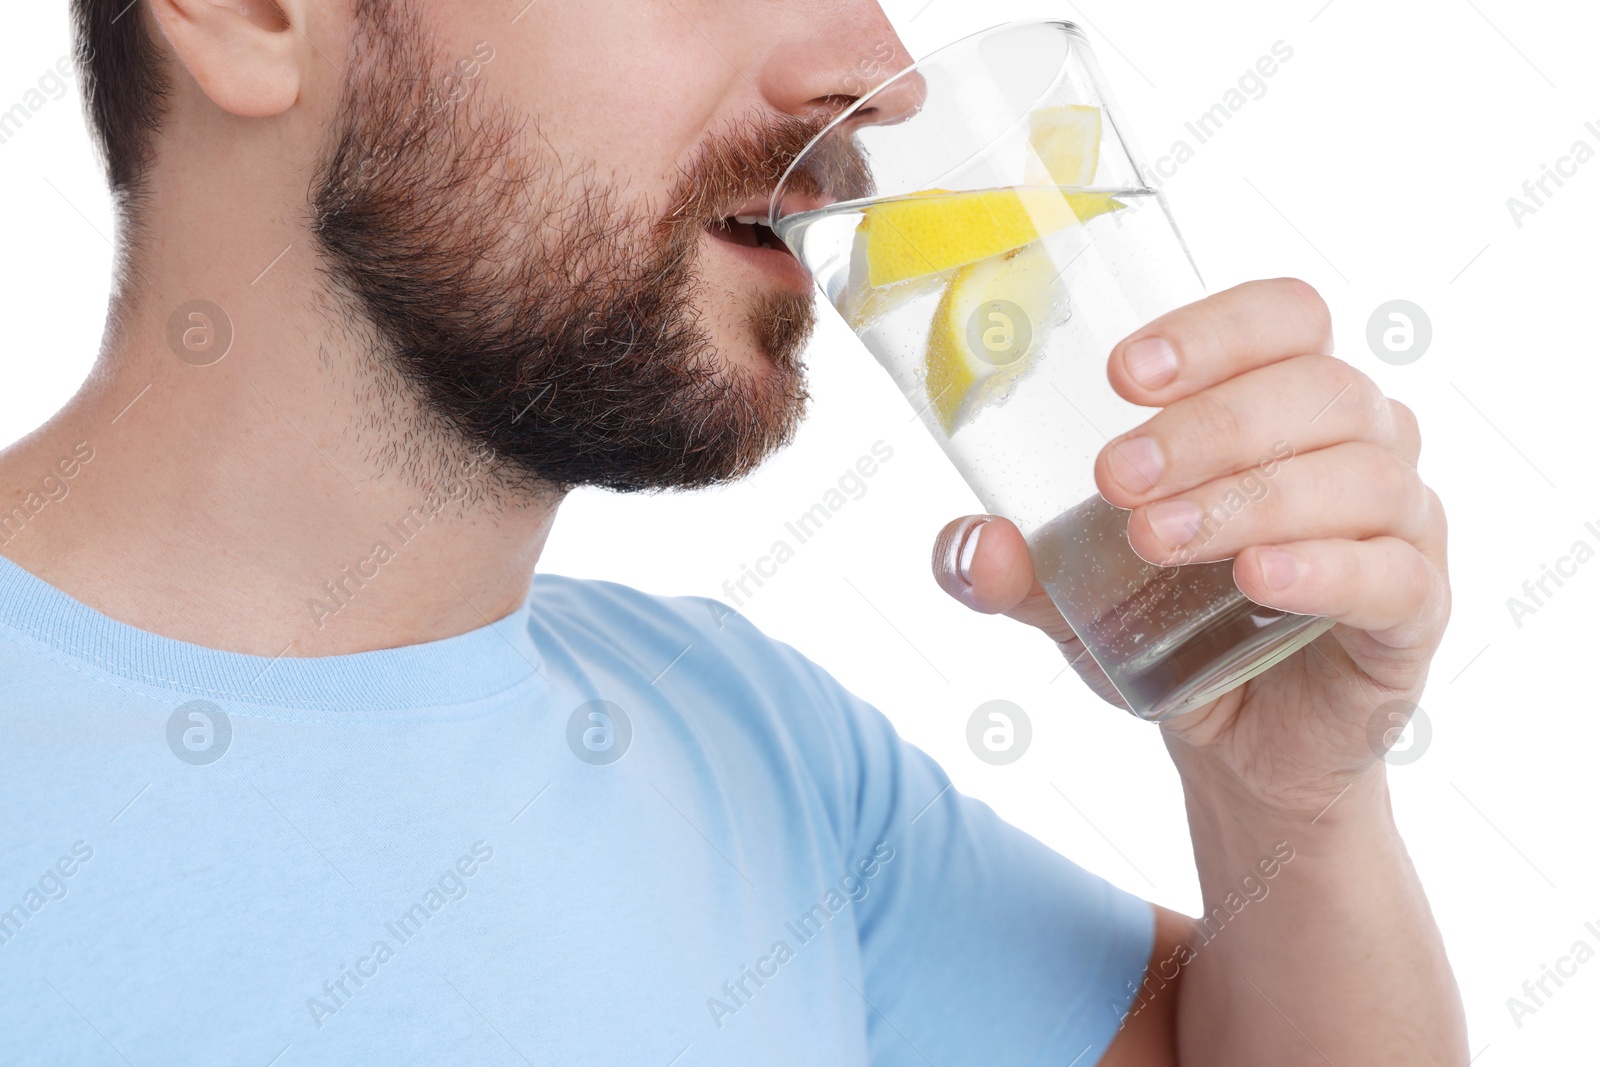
[708,213,787,254]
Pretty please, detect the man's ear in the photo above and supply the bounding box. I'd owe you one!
[146,0,306,118]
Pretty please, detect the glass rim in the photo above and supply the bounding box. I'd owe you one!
[768,18,1091,230]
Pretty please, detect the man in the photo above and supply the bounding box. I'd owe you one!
[0,0,1464,1063]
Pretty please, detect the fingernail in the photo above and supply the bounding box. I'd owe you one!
[956,519,988,586]
[1145,500,1201,549]
[1259,548,1302,591]
[1108,436,1164,494]
[1123,337,1179,389]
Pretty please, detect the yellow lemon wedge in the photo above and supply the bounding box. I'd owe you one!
[862,188,1124,288]
[838,226,950,333]
[925,240,1061,435]
[858,103,1110,288]
[1027,104,1104,188]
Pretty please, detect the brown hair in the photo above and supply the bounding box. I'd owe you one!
[71,0,169,198]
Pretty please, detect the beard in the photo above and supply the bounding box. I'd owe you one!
[308,3,832,495]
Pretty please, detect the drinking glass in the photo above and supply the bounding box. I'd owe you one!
[771,20,1334,720]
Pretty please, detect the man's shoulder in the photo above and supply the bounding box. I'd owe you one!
[524,572,825,693]
[527,571,749,642]
[525,573,877,804]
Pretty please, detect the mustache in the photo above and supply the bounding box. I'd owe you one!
[664,110,875,229]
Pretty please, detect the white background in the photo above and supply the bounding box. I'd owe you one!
[3,0,1597,1060]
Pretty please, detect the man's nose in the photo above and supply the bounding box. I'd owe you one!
[850,63,927,131]
[753,9,919,127]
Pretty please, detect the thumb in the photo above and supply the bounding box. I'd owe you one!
[931,515,1038,616]
[933,514,1130,711]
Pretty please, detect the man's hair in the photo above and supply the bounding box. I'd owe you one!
[71,0,169,199]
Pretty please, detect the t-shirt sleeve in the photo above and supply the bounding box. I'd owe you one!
[801,660,1155,1066]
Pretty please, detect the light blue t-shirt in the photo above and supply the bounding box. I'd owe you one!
[0,556,1151,1065]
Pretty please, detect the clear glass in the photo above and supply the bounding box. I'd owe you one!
[771,20,1333,720]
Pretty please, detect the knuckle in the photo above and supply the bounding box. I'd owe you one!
[1313,356,1386,427]
[1303,452,1347,509]
[1277,278,1333,349]
[1183,390,1247,456]
[1323,543,1362,610]
[1388,398,1423,456]
[1421,484,1449,555]
[1354,373,1390,424]
[1328,353,1376,399]
[1425,486,1447,537]
[1280,540,1351,615]
[1403,544,1435,594]
[1191,493,1243,552]
[1172,302,1228,370]
[1366,444,1421,512]
[1390,546,1441,631]
[1303,351,1341,378]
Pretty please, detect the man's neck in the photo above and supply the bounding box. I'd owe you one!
[0,243,560,659]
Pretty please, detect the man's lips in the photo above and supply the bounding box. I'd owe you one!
[703,221,813,292]
[705,214,786,252]
[702,191,819,290]
[705,190,796,250]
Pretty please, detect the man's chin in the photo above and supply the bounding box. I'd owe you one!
[675,301,814,485]
[747,289,818,380]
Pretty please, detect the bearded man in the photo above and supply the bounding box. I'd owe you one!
[0,2,1464,1064]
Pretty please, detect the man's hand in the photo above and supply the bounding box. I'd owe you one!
[932,277,1449,818]
[931,278,1466,1064]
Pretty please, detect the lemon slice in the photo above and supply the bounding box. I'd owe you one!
[860,103,1111,288]
[1027,105,1104,187]
[862,188,1123,288]
[838,226,950,333]
[925,240,1061,435]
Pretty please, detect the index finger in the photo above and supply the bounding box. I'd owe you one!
[1108,278,1334,405]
